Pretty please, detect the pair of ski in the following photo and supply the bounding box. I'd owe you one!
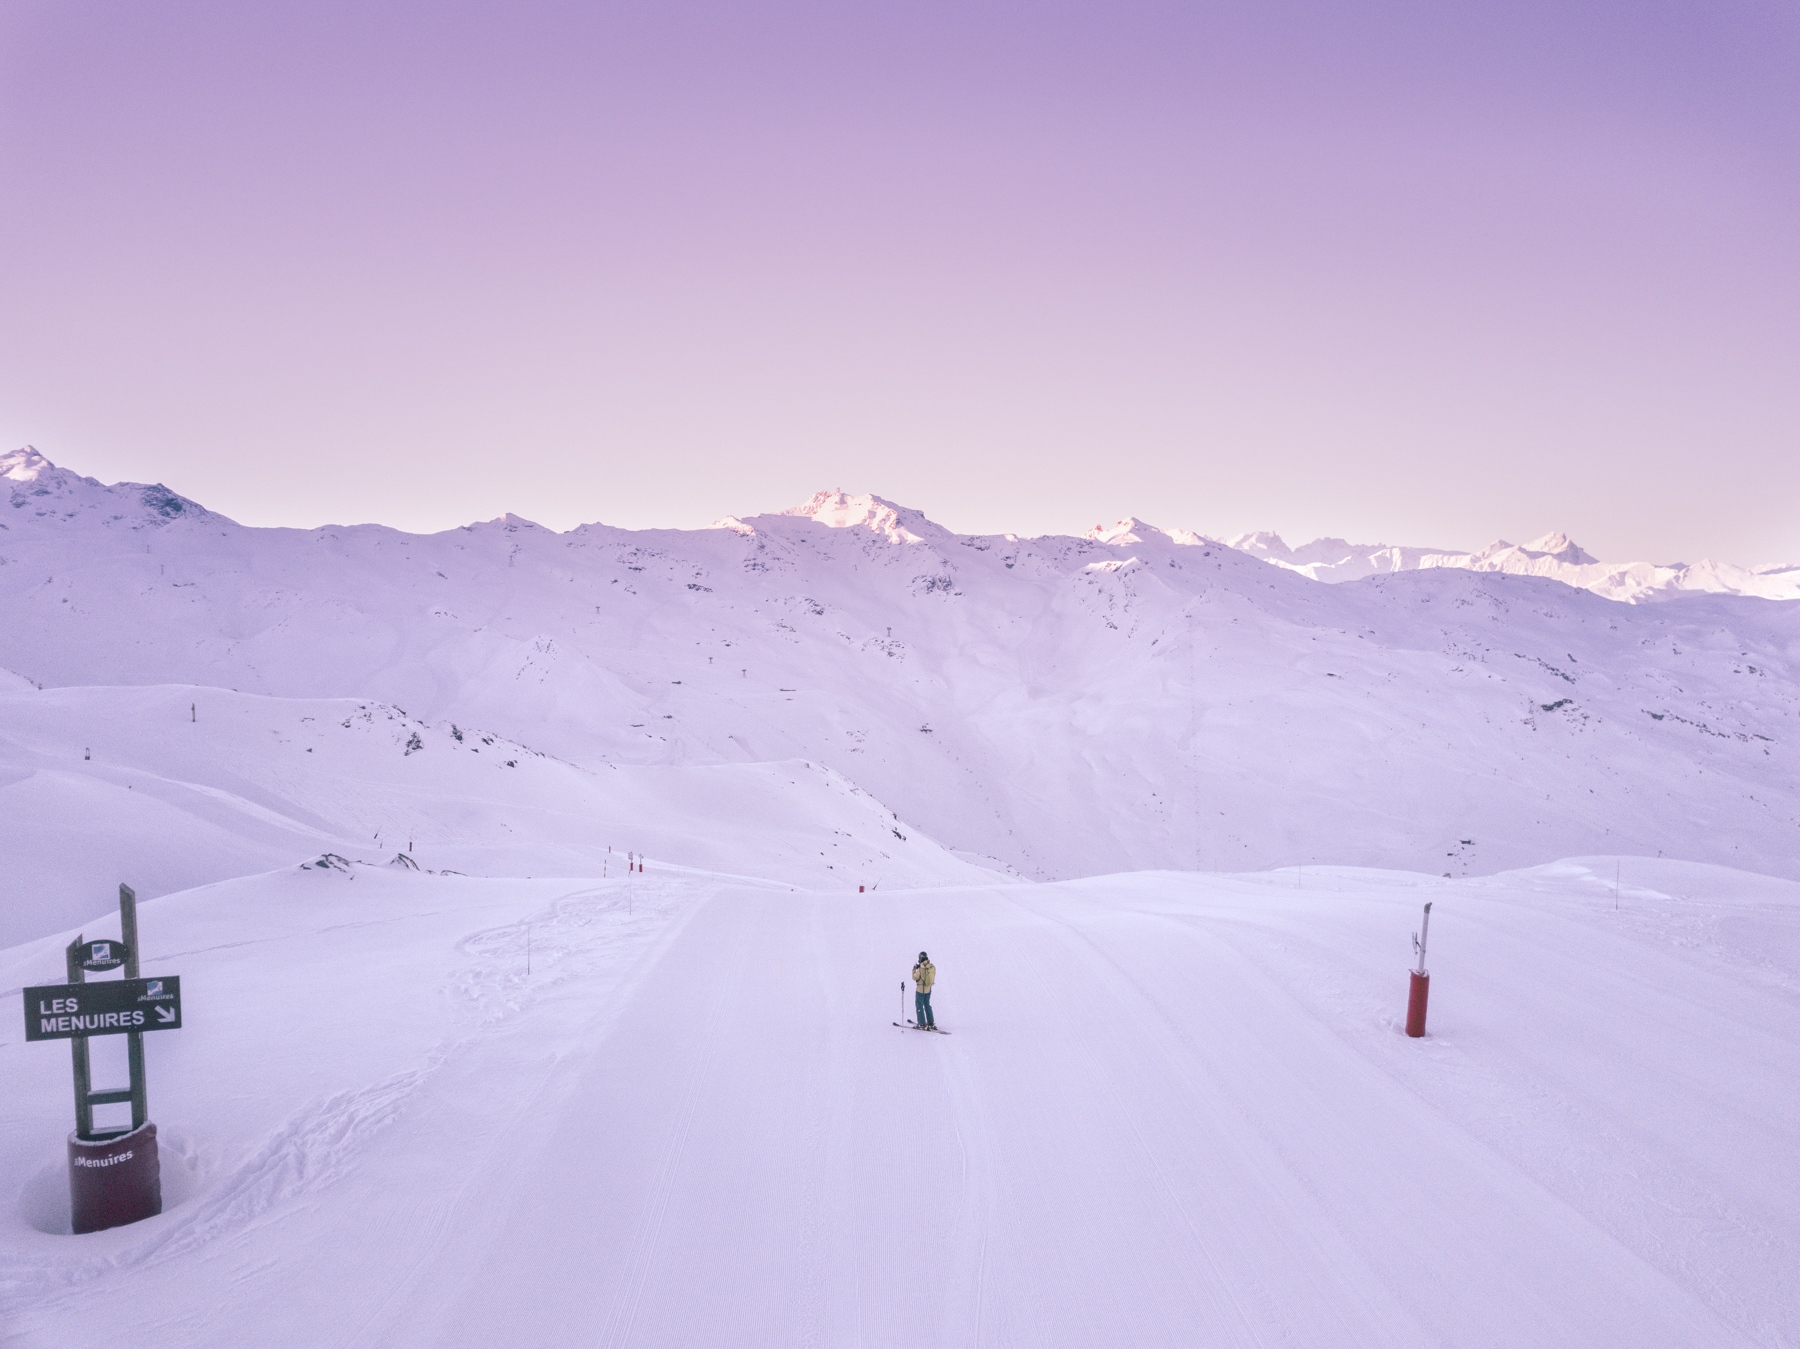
[893,1020,951,1034]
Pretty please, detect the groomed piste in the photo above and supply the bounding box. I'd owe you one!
[3,858,1796,1347]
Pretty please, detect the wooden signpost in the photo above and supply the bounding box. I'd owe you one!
[18,884,184,1234]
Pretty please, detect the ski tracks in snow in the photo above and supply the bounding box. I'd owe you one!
[597,935,741,1349]
[0,1066,429,1315]
[967,886,1354,1346]
[924,1026,1000,1347]
[450,881,684,1027]
[0,875,697,1342]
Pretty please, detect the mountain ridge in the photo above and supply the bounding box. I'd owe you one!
[12,446,1794,602]
[1228,525,1800,601]
[3,450,1797,886]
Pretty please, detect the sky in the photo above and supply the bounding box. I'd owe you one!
[2,0,1797,561]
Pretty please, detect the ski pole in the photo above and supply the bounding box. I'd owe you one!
[900,979,905,1029]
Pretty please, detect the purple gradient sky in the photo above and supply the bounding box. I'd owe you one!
[2,1,1796,560]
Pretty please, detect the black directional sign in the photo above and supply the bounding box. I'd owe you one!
[22,977,183,1042]
[76,939,130,972]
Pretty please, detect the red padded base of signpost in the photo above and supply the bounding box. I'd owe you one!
[1405,970,1430,1038]
[69,1120,161,1234]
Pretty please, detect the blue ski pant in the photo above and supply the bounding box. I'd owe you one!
[915,991,935,1027]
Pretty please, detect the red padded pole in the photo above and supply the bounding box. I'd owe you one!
[1406,901,1433,1037]
[1405,970,1430,1037]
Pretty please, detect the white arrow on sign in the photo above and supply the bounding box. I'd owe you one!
[154,1006,177,1023]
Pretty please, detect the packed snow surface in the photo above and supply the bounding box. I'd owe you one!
[2,861,1796,1346]
[3,449,1798,1345]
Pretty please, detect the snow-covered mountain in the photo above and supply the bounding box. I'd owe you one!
[6,447,1799,1348]
[1228,526,1800,601]
[4,448,1798,902]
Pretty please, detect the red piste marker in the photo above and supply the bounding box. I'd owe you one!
[1406,901,1433,1038]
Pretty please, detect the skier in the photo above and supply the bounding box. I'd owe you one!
[911,951,936,1030]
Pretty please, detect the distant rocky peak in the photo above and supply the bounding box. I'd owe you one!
[1086,518,1152,545]
[1521,532,1598,565]
[779,490,939,544]
[3,446,218,529]
[1278,537,1368,567]
[1089,518,1209,548]
[1224,530,1292,559]
[2,445,54,482]
[784,489,899,528]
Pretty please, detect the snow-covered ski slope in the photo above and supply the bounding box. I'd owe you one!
[0,680,991,946]
[3,447,1798,892]
[4,449,1799,1346]
[2,860,1795,1347]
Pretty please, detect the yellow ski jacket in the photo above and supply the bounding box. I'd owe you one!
[912,959,936,993]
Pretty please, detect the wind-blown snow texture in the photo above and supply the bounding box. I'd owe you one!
[4,448,1798,906]
[3,449,1798,1348]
